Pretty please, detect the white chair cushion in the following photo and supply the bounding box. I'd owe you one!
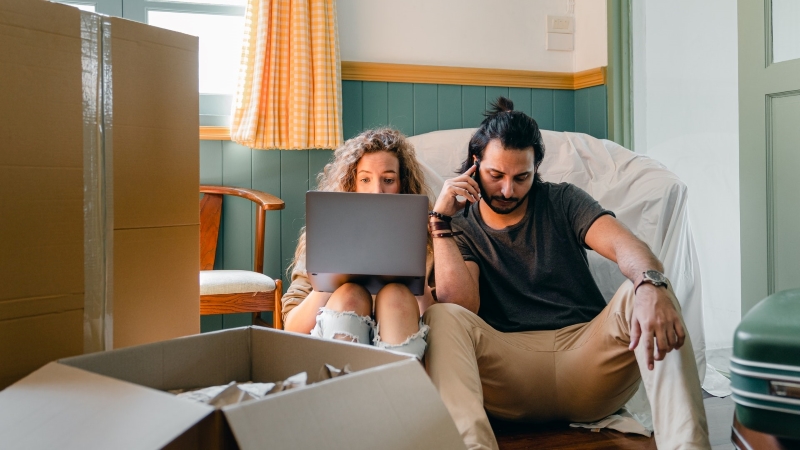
[200,270,276,295]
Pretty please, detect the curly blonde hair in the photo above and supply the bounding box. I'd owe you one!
[289,128,432,275]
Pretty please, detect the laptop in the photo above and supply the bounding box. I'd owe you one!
[305,191,429,295]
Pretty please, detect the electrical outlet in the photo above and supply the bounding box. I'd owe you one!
[547,15,574,34]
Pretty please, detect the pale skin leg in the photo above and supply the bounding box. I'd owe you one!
[320,282,421,345]
[324,283,372,342]
[374,283,421,344]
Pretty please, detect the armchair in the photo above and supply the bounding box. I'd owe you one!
[199,185,285,329]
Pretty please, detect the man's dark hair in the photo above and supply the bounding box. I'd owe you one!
[458,97,545,182]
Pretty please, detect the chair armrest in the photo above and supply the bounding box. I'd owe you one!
[200,185,285,210]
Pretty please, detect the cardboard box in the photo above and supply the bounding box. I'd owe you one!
[0,0,199,388]
[0,327,466,450]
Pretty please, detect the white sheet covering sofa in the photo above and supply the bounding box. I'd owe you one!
[408,128,728,432]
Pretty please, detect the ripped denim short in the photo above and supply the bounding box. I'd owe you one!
[310,307,429,360]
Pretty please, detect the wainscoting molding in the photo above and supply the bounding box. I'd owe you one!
[341,61,606,90]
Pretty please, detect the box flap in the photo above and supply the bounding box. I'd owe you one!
[223,359,466,450]
[0,362,213,450]
[61,327,250,390]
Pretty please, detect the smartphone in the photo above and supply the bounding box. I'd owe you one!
[463,158,480,218]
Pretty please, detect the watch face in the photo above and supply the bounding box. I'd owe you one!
[645,270,667,284]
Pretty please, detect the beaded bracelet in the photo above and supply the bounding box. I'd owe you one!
[428,210,452,222]
[433,230,464,238]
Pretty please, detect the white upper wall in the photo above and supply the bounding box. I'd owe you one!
[574,0,607,71]
[337,0,607,73]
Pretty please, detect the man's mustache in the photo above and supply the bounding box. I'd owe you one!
[490,196,520,203]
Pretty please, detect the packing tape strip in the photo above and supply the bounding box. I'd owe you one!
[81,11,114,353]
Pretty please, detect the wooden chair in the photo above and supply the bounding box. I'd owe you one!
[200,185,285,329]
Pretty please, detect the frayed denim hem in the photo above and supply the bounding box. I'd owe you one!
[310,308,375,344]
[374,320,429,360]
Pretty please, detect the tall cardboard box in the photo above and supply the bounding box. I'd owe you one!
[0,0,199,389]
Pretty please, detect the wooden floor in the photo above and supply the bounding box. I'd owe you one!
[495,395,736,450]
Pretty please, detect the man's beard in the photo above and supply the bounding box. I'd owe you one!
[478,180,533,215]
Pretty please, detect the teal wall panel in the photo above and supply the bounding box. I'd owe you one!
[200,315,223,333]
[362,82,388,129]
[553,90,575,132]
[508,87,533,117]
[309,150,332,189]
[575,88,591,135]
[531,89,554,130]
[413,84,438,135]
[437,85,462,130]
[342,80,363,140]
[199,82,607,332]
[462,86,486,128]
[387,83,414,137]
[569,85,608,139]
[588,85,608,139]
[280,151,309,288]
[200,140,223,185]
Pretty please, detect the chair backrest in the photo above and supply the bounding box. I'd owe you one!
[199,185,285,274]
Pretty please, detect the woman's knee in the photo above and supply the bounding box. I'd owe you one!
[375,283,418,319]
[326,282,372,315]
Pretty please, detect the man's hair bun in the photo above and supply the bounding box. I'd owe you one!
[485,97,515,117]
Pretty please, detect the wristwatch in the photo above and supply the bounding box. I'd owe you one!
[635,269,668,293]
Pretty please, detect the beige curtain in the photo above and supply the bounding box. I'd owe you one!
[231,0,342,150]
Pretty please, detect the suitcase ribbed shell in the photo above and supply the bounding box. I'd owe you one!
[731,289,800,439]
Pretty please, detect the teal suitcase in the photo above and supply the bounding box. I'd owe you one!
[731,289,800,439]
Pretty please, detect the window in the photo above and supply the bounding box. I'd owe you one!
[52,0,246,117]
[147,10,244,95]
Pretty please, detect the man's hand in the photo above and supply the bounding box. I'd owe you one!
[432,164,480,217]
[629,283,686,370]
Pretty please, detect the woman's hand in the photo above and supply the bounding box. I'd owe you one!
[432,164,480,217]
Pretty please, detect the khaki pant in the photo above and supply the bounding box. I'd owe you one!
[423,281,710,450]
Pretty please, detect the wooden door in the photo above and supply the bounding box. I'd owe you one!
[739,0,800,313]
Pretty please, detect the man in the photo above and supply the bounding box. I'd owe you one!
[425,97,710,450]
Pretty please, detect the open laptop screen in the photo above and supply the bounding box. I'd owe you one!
[305,191,428,295]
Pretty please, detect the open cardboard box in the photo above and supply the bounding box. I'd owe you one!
[0,327,465,450]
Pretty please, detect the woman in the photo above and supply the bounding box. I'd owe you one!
[282,128,435,359]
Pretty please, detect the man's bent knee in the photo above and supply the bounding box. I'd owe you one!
[423,302,476,327]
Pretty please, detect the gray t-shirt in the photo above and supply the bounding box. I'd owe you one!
[452,182,613,332]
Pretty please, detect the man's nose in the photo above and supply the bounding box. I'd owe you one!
[501,178,513,197]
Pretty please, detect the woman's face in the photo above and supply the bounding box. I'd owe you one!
[354,151,401,194]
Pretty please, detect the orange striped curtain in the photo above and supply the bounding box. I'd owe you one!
[231,0,342,150]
